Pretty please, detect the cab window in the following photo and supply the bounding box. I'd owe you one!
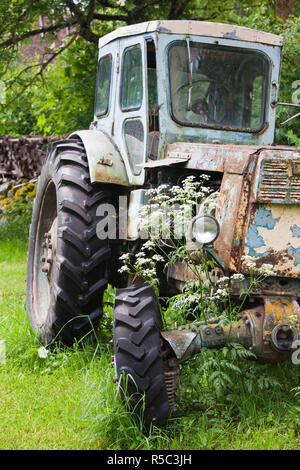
[95,54,112,116]
[121,46,143,111]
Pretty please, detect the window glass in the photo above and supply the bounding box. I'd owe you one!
[95,55,112,116]
[124,120,144,175]
[168,42,269,132]
[121,47,143,111]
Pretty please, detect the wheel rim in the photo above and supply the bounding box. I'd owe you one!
[32,181,57,328]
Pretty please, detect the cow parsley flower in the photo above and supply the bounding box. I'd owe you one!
[231,273,245,281]
[118,265,130,274]
[38,347,49,359]
[152,254,165,263]
[142,240,156,251]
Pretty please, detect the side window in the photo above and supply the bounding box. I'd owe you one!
[95,54,112,116]
[121,46,143,111]
[147,40,158,111]
[124,120,144,175]
[250,76,263,128]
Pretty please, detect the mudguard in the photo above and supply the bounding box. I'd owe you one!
[69,130,130,187]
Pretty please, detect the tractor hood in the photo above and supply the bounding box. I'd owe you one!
[163,142,300,278]
[163,141,298,174]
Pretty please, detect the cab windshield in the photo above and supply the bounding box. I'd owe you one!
[168,41,269,132]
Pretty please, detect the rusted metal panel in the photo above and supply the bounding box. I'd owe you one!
[214,173,245,266]
[163,143,298,174]
[165,142,258,174]
[98,21,284,49]
[161,330,199,361]
[241,204,300,277]
[167,261,201,282]
[208,148,300,277]
[246,298,300,362]
[254,149,300,204]
[70,130,130,186]
[231,149,300,277]
[230,275,300,299]
[142,155,190,168]
[161,143,300,278]
[162,300,300,364]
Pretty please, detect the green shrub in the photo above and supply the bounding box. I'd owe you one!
[0,180,36,223]
[0,180,36,242]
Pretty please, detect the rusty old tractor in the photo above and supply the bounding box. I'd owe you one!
[26,20,300,428]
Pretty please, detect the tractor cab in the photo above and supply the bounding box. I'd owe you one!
[91,21,283,186]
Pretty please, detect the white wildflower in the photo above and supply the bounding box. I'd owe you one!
[135,257,150,266]
[138,206,150,216]
[260,263,274,274]
[231,273,245,281]
[246,261,256,269]
[170,185,181,194]
[210,288,228,301]
[217,276,230,284]
[185,199,198,206]
[142,240,156,251]
[38,346,49,359]
[118,265,130,274]
[157,184,169,193]
[147,188,158,196]
[152,254,165,262]
[142,268,157,278]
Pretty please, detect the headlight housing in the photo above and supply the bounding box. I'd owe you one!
[187,214,219,247]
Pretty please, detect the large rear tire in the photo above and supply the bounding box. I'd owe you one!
[26,139,113,346]
[113,284,171,429]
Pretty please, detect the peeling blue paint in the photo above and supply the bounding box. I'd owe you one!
[248,160,256,175]
[246,225,267,256]
[245,206,279,257]
[253,206,280,229]
[288,246,300,266]
[223,30,239,40]
[290,224,300,238]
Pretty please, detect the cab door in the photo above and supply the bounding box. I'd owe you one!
[114,35,148,186]
[94,40,118,137]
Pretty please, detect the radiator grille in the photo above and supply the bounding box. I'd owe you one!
[257,159,300,204]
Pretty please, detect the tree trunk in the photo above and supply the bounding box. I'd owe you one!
[276,0,296,21]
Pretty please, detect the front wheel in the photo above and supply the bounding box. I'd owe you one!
[113,284,172,429]
[26,139,113,346]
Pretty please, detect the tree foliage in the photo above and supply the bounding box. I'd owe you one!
[0,0,299,142]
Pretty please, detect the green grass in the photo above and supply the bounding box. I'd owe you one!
[1,224,300,450]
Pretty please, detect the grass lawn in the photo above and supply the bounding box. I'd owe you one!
[1,228,300,450]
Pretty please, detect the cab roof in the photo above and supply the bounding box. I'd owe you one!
[98,20,284,49]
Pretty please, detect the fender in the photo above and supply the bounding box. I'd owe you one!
[69,130,130,187]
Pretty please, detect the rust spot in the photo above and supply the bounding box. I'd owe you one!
[255,121,269,136]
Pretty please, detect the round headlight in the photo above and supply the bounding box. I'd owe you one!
[187,215,219,247]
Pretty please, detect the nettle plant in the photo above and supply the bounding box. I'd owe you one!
[119,176,274,330]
